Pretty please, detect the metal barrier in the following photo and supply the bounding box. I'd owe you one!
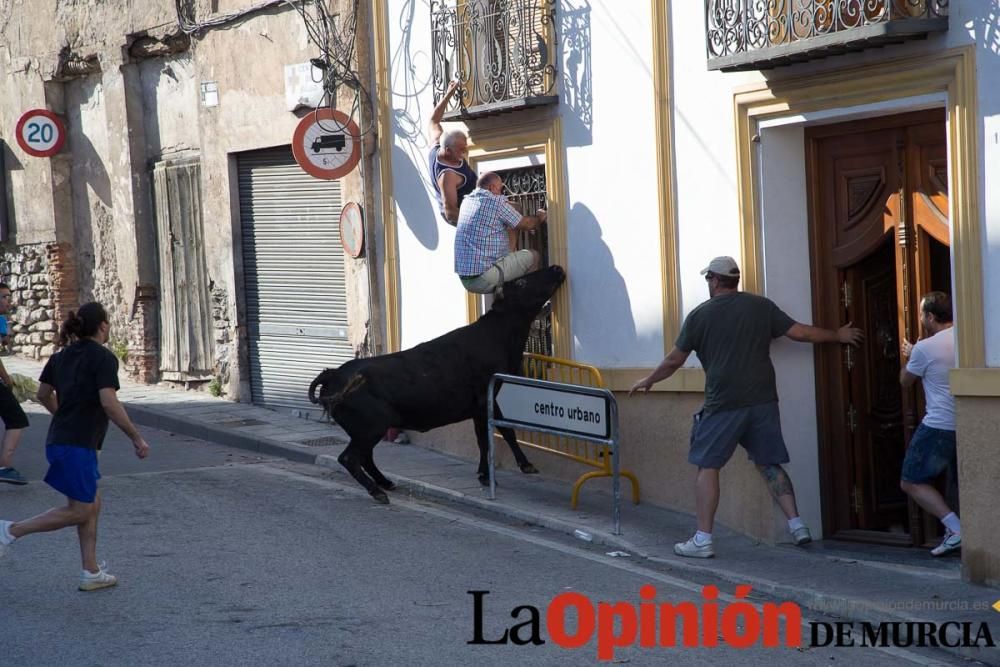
[502,353,640,510]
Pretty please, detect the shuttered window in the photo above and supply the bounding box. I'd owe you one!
[238,147,353,414]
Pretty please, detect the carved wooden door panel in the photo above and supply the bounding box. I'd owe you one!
[807,109,947,545]
[844,241,908,534]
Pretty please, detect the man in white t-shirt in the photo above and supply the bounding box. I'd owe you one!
[900,292,959,557]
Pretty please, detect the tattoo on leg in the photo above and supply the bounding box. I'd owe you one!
[757,464,794,498]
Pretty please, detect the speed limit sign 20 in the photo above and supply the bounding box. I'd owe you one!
[15,109,66,158]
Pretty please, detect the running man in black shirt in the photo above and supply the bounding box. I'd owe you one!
[0,302,150,590]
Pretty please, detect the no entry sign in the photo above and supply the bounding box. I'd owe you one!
[15,109,66,158]
[291,108,361,180]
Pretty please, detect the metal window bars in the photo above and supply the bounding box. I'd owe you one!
[431,0,558,118]
[706,0,949,69]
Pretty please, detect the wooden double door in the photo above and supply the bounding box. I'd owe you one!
[807,110,952,546]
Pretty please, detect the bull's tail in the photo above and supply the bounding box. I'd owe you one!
[308,370,333,404]
[308,368,366,409]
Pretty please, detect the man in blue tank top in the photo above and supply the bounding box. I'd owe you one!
[427,81,478,225]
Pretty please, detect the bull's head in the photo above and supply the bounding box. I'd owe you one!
[491,265,566,317]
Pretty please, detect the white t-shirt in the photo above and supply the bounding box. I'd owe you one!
[906,327,956,431]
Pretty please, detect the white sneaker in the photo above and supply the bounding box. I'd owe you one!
[79,562,118,591]
[931,531,961,557]
[674,536,715,558]
[791,526,812,546]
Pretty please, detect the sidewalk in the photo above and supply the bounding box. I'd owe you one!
[6,355,998,663]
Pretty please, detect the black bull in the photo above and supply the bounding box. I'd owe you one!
[308,265,566,503]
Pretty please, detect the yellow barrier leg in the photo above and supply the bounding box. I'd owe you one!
[571,470,610,510]
[621,471,641,505]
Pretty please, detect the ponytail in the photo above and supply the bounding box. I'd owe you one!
[58,302,109,347]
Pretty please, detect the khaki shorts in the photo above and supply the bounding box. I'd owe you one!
[460,250,535,294]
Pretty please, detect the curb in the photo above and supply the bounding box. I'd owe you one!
[124,403,337,465]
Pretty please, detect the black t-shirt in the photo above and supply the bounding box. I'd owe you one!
[675,292,795,414]
[39,339,121,450]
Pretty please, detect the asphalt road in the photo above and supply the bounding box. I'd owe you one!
[0,404,968,666]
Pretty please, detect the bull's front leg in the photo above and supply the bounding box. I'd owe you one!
[472,415,538,486]
[499,426,538,474]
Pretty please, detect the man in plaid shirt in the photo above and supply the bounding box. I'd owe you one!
[454,172,547,294]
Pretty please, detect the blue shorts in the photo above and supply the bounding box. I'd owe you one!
[901,424,956,484]
[689,402,790,469]
[44,445,101,503]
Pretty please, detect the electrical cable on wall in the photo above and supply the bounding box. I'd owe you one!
[174,0,373,137]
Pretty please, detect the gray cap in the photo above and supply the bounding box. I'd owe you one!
[700,256,740,277]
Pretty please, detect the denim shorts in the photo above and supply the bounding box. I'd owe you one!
[689,402,790,469]
[901,424,956,484]
[44,445,101,503]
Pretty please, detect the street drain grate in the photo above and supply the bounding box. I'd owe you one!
[217,418,270,428]
[298,436,344,448]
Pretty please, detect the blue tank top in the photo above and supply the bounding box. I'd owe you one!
[428,144,477,221]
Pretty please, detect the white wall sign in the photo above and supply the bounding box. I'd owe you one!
[285,62,326,111]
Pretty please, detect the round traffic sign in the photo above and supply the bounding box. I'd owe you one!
[291,108,361,180]
[340,202,365,257]
[15,109,66,158]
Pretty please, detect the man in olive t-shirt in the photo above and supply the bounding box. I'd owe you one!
[630,256,863,558]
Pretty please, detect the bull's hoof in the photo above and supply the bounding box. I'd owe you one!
[372,490,390,504]
[376,479,397,491]
[478,474,490,487]
[519,463,540,475]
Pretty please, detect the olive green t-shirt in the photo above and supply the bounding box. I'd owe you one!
[675,292,795,414]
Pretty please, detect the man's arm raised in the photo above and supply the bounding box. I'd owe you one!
[428,80,461,145]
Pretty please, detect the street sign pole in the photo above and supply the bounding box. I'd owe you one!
[487,373,622,535]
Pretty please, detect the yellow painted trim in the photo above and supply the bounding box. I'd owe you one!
[464,114,573,359]
[950,369,1000,397]
[371,0,400,352]
[733,46,985,367]
[651,0,681,351]
[601,367,705,393]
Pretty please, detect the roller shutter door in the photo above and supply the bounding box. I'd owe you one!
[238,147,353,415]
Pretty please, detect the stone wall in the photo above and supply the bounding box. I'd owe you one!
[210,281,233,394]
[0,243,63,359]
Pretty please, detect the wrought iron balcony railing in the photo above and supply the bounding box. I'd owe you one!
[431,0,558,120]
[706,0,949,72]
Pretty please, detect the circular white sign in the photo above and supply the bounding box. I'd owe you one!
[292,109,361,180]
[15,109,66,157]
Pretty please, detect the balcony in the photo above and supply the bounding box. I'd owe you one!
[431,0,558,120]
[706,0,949,72]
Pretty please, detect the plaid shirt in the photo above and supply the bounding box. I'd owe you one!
[454,188,523,276]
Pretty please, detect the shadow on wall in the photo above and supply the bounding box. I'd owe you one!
[389,0,449,252]
[562,0,593,148]
[391,144,439,250]
[569,202,650,365]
